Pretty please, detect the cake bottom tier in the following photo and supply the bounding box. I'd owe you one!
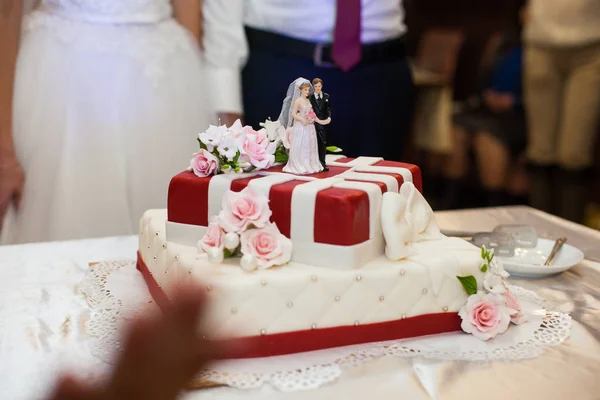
[138,210,483,359]
[137,254,463,359]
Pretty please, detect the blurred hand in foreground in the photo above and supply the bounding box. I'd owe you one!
[48,283,223,400]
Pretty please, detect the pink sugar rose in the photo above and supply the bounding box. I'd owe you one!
[504,289,526,325]
[239,130,276,170]
[459,292,512,340]
[218,187,272,233]
[197,216,224,253]
[190,149,219,177]
[240,223,292,269]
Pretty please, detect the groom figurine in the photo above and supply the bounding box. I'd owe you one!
[309,78,331,171]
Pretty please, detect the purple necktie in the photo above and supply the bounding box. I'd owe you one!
[332,0,362,71]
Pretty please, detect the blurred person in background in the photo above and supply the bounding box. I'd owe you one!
[524,0,600,223]
[202,0,414,161]
[441,2,528,209]
[0,0,209,244]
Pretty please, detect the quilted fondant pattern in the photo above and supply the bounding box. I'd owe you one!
[139,210,483,339]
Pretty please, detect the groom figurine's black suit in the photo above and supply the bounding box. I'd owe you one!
[308,78,331,171]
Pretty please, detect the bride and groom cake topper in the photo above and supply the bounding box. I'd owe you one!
[278,77,332,174]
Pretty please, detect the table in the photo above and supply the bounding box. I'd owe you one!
[1,207,600,400]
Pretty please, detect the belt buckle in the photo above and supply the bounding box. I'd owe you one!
[313,43,336,68]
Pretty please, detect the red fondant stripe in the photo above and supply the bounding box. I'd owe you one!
[333,158,422,192]
[167,171,210,226]
[166,158,422,245]
[137,253,462,359]
[373,160,422,192]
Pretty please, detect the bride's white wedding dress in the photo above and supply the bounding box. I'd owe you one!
[1,0,209,244]
[283,105,323,175]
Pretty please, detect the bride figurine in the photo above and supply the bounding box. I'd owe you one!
[278,78,330,175]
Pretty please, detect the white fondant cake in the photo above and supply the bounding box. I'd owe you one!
[137,120,525,355]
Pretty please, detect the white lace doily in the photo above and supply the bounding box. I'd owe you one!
[80,260,572,392]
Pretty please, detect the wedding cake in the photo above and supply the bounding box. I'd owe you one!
[137,119,524,359]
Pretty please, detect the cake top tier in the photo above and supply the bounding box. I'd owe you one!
[167,155,424,270]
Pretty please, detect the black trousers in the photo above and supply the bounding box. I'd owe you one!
[314,123,327,168]
[241,45,415,161]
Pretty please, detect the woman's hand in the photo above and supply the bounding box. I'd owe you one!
[483,90,514,113]
[0,151,24,221]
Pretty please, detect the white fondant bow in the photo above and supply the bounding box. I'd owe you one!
[381,182,443,260]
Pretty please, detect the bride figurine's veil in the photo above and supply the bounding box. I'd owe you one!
[277,77,313,129]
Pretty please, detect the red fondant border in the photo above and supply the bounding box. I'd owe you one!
[137,253,461,359]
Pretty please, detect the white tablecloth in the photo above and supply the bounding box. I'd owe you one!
[1,207,600,400]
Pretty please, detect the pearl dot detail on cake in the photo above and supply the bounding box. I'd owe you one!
[379,296,385,301]
[311,275,318,282]
[356,275,363,281]
[240,254,257,272]
[175,256,179,261]
[399,270,405,276]
[162,243,167,249]
[260,329,266,335]
[231,308,237,314]
[153,256,157,260]
[443,306,448,311]
[155,232,159,236]
[287,302,293,308]
[260,280,267,286]
[401,314,407,319]
[335,296,341,302]
[354,320,360,326]
[422,288,428,294]
[311,323,317,330]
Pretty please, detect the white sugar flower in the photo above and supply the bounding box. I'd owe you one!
[483,271,506,295]
[217,134,239,161]
[199,124,227,151]
[489,258,510,279]
[228,119,245,138]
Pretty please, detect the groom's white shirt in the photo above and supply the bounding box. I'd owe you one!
[202,0,406,115]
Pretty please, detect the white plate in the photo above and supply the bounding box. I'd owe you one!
[497,238,584,278]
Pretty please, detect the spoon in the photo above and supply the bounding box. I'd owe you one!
[543,237,567,266]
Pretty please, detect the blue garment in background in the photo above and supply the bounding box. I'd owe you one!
[488,46,523,107]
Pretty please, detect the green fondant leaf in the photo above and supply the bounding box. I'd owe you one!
[480,264,488,273]
[457,275,478,296]
[326,146,343,153]
[233,150,240,164]
[197,138,208,151]
[275,152,289,163]
[223,248,234,258]
[245,166,256,173]
[223,247,238,258]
